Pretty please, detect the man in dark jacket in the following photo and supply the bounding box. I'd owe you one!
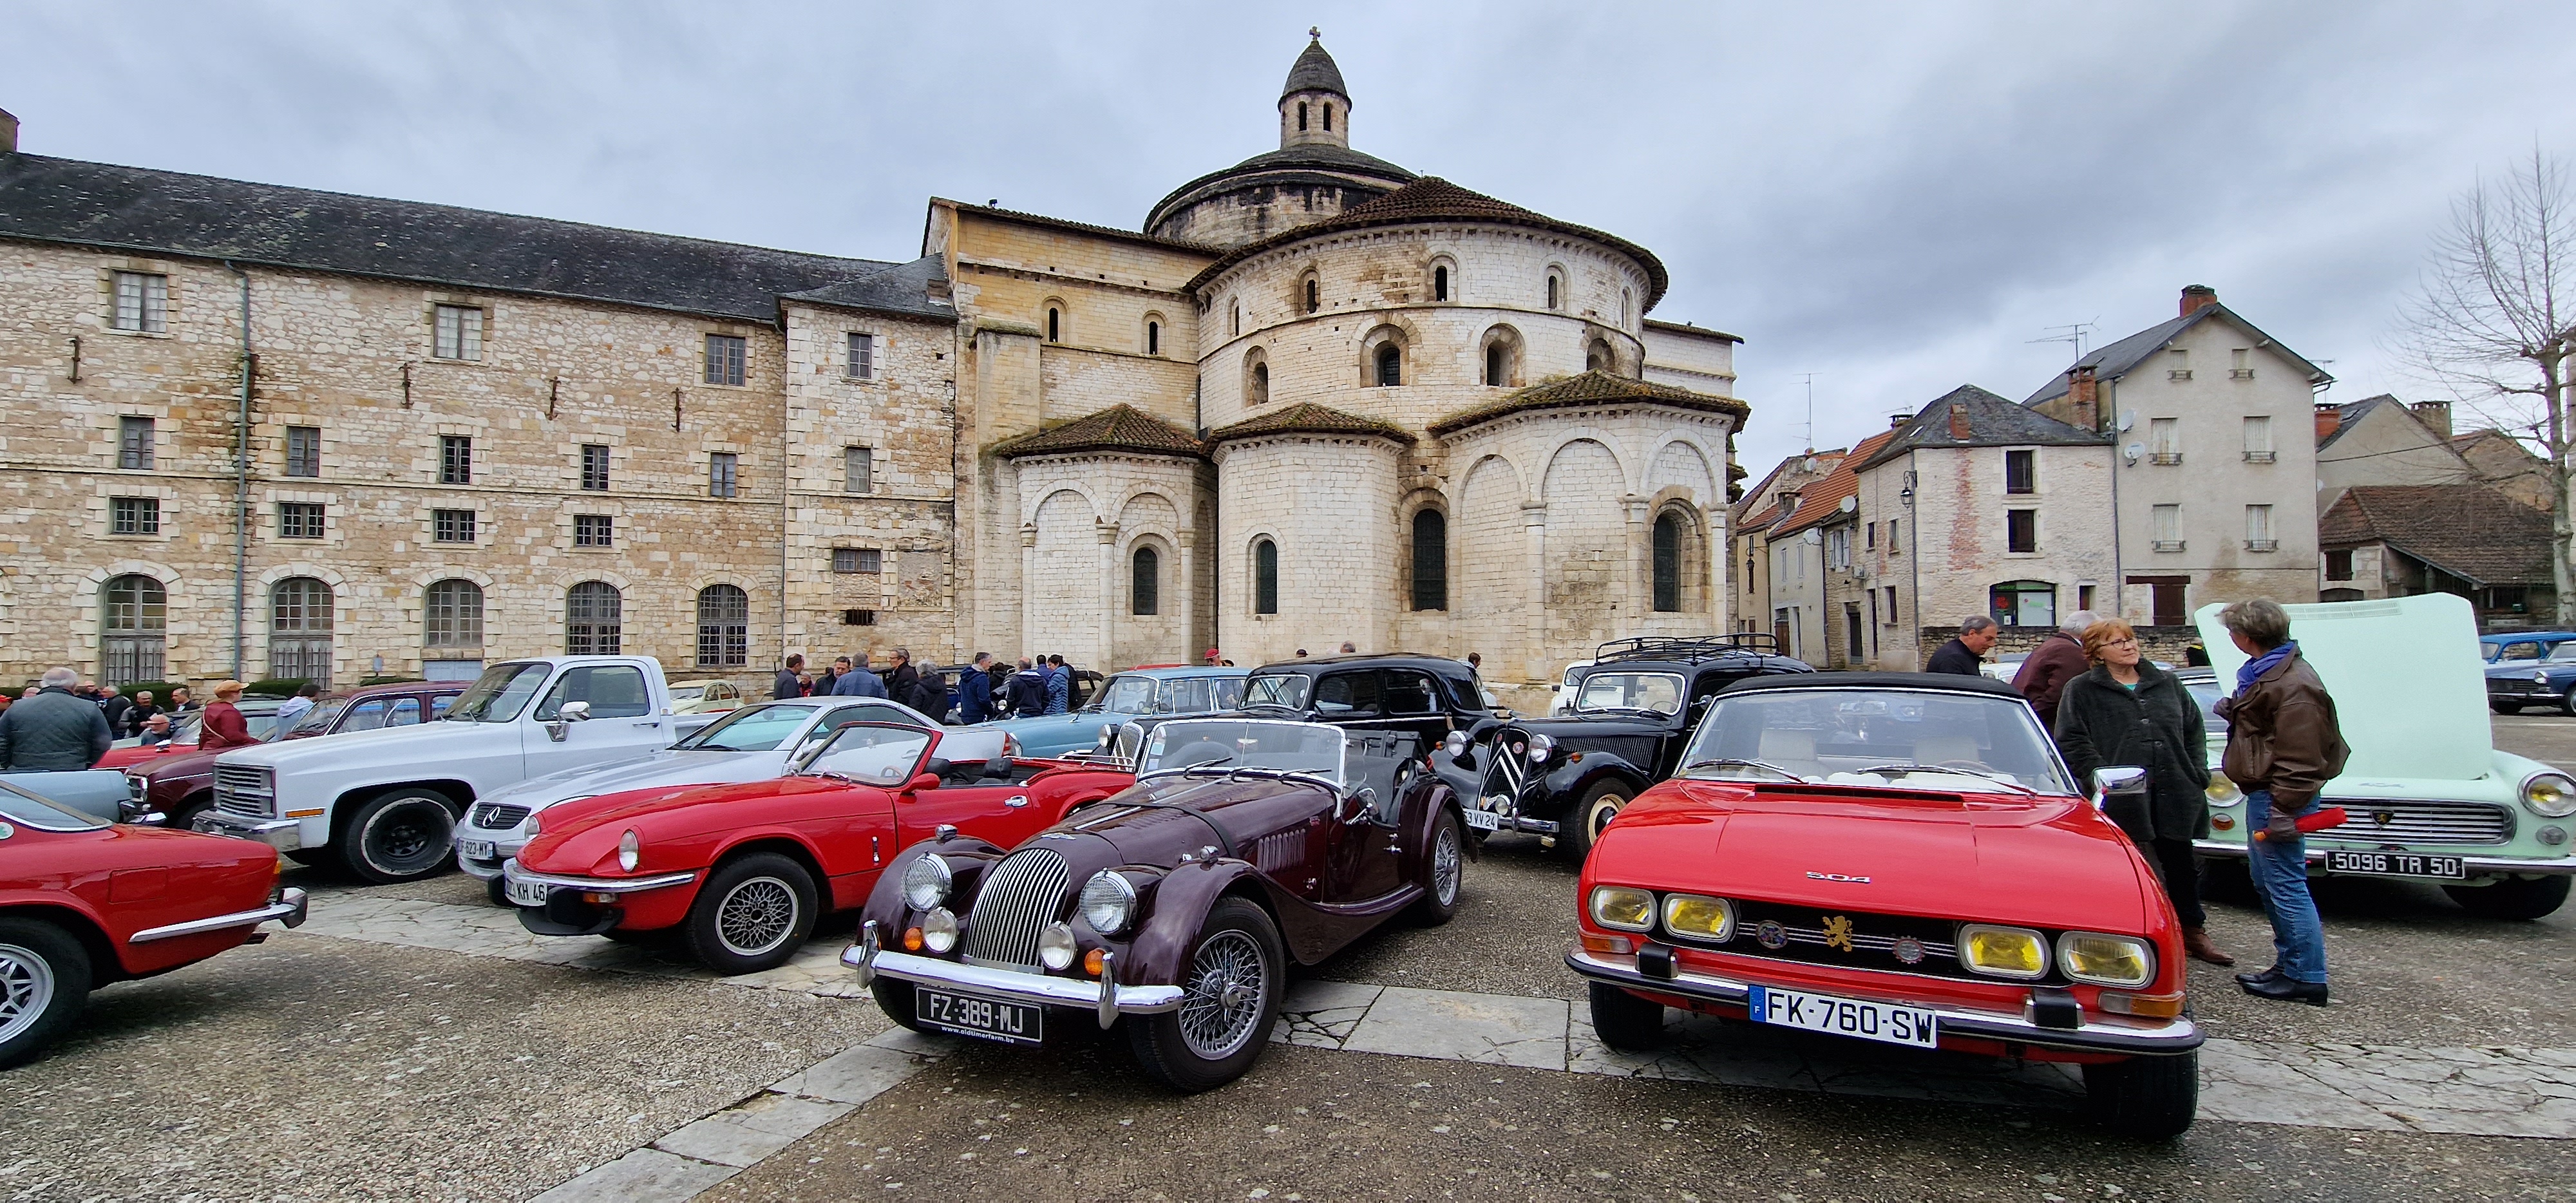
[774,655,806,701]
[0,667,115,770]
[1005,658,1049,717]
[2213,598,2347,1006]
[2013,611,2096,732]
[885,649,921,709]
[1926,616,1998,675]
[831,652,889,699]
[97,683,134,737]
[956,653,994,725]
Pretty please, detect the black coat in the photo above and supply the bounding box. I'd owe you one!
[0,687,115,770]
[2055,663,2211,842]
[1926,638,1984,676]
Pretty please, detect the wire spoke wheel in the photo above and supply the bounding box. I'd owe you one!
[0,944,55,1047]
[1432,820,1461,907]
[1177,930,1269,1060]
[715,876,800,956]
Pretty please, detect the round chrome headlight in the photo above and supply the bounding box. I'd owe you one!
[1079,870,1137,936]
[1527,733,1556,763]
[616,828,641,873]
[2523,772,2576,818]
[1038,922,1078,971]
[922,907,958,953]
[2537,671,2553,685]
[2206,774,2242,804]
[902,853,953,910]
[1443,730,1469,760]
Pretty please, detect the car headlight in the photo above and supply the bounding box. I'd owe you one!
[922,907,958,953]
[2523,772,2576,818]
[1660,893,1733,942]
[2056,931,2155,989]
[1956,924,2050,980]
[617,829,641,873]
[1528,733,1556,763]
[525,811,542,836]
[1098,724,1117,751]
[1079,870,1138,936]
[902,853,953,910]
[2537,671,2552,685]
[1038,922,1078,971]
[2206,774,2242,804]
[1588,886,1655,933]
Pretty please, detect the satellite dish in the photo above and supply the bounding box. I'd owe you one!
[2124,442,2145,464]
[2117,410,2137,432]
[1802,529,1822,545]
[1837,496,1858,514]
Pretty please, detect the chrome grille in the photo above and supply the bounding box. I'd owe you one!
[2320,799,2514,846]
[1254,828,1303,875]
[471,803,531,830]
[963,848,1070,969]
[213,764,274,818]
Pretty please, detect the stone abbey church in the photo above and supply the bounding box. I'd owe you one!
[0,39,1748,692]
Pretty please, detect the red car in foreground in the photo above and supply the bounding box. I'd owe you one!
[504,724,1133,974]
[0,780,307,1067]
[1568,672,2202,1138]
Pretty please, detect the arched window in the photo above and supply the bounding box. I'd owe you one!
[1374,343,1402,387]
[1546,272,1560,311]
[100,574,166,687]
[1132,546,1159,616]
[1245,348,1269,405]
[566,581,623,655]
[1045,306,1062,343]
[1298,101,1309,131]
[1989,580,2057,629]
[425,579,484,650]
[1322,104,1332,132]
[1303,276,1320,314]
[270,576,334,686]
[1434,265,1450,302]
[1652,514,1684,612]
[1411,509,1448,612]
[1587,339,1614,374]
[1486,345,1508,386]
[1230,301,1240,337]
[1253,539,1279,614]
[1621,288,1635,328]
[696,584,749,668]
[1146,321,1160,356]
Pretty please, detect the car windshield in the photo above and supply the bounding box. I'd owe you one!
[1084,674,1157,715]
[1242,674,1311,710]
[445,662,552,723]
[672,703,815,752]
[0,781,107,831]
[1159,676,1245,714]
[2496,641,2546,661]
[1139,719,1345,787]
[287,697,349,736]
[1680,688,2078,795]
[671,685,706,701]
[2544,645,2576,663]
[1573,672,1685,715]
[797,723,934,785]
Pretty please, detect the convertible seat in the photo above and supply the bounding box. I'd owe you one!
[1757,728,1821,778]
[1912,735,1981,766]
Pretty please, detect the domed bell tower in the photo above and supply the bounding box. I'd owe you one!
[1278,31,1350,149]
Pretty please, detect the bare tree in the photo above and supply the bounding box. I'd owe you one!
[2400,148,2576,623]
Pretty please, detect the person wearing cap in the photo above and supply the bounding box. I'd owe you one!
[198,681,261,753]
[1203,648,1222,666]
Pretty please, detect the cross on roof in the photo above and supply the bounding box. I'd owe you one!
[1309,26,1320,39]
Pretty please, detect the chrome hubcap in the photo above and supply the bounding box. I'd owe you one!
[1588,795,1625,838]
[715,876,799,956]
[1177,929,1268,1059]
[1432,822,1461,905]
[0,943,55,1046]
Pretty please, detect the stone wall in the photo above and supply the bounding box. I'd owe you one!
[1213,432,1403,665]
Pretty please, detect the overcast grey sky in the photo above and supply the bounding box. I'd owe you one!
[8,1,2570,472]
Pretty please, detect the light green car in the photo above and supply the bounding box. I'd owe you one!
[2187,593,2576,920]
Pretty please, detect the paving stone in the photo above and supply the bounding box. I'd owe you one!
[864,1027,965,1057]
[1341,985,1570,1070]
[770,1045,927,1106]
[651,1093,853,1168]
[1274,980,1382,1048]
[525,1147,739,1202]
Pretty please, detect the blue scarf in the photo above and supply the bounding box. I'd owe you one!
[2235,640,2297,696]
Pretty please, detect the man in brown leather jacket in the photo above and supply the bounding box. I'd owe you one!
[2212,598,2347,1005]
[2014,610,2096,735]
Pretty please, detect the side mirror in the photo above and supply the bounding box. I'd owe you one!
[906,771,944,793]
[559,701,592,723]
[2093,765,2150,806]
[1341,786,1378,822]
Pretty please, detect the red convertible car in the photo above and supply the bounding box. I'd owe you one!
[502,724,1133,974]
[0,779,307,1067]
[1567,673,2203,1138]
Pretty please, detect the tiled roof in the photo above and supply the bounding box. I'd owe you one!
[1144,143,1416,234]
[777,254,954,321]
[990,404,1208,460]
[1770,432,1900,538]
[945,198,1217,255]
[2023,303,2331,406]
[1282,39,1349,97]
[1184,176,1669,310]
[0,151,908,325]
[2319,484,2553,587]
[1858,384,2106,470]
[1643,318,1743,345]
[1206,402,1415,444]
[1426,370,1746,437]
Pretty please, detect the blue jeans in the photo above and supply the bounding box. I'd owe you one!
[2245,790,2327,984]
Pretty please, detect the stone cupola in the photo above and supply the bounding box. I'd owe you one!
[1278,32,1350,149]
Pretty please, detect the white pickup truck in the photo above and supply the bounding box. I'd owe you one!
[194,656,710,883]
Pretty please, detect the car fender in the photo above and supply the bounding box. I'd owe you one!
[1542,756,1653,811]
[1122,859,1271,983]
[0,892,129,980]
[1400,778,1475,871]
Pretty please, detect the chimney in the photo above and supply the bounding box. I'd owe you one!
[0,109,17,155]
[1947,403,1972,440]
[1889,412,1912,430]
[2315,401,2343,443]
[2410,400,2453,438]
[2180,284,2219,317]
[2068,365,2101,431]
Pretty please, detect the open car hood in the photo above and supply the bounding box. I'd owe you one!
[2197,594,2490,781]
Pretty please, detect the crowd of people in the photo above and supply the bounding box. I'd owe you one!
[767,648,1092,722]
[0,670,265,772]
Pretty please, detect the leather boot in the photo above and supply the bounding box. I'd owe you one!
[2183,925,2236,967]
[2239,974,2329,1007]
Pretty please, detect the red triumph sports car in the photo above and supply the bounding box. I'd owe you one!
[503,723,1133,974]
[0,779,307,1068]
[1568,672,2204,1138]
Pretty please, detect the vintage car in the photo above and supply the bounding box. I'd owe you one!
[2195,594,2576,919]
[96,697,286,769]
[2481,630,2576,663]
[1567,672,2202,1137]
[978,666,1249,758]
[0,768,144,826]
[500,723,1130,974]
[122,681,466,831]
[0,779,307,1067]
[667,679,747,715]
[1436,636,1810,855]
[2483,639,2576,715]
[846,717,1466,1092]
[1236,654,1497,746]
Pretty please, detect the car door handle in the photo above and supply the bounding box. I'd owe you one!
[1005,795,1030,808]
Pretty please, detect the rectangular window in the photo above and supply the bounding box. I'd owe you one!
[2325,549,2353,582]
[117,416,155,469]
[2006,508,2038,553]
[1826,527,1850,570]
[709,451,739,498]
[846,332,874,379]
[2152,504,2183,551]
[278,502,325,540]
[2242,415,2274,462]
[2231,347,2254,379]
[285,426,321,477]
[2149,417,2181,464]
[2246,504,2275,551]
[1864,522,1876,549]
[111,271,168,333]
[433,304,484,361]
[844,446,873,494]
[2078,583,2096,611]
[2003,448,2035,494]
[433,509,477,544]
[705,334,747,386]
[1887,520,1899,554]
[832,547,883,574]
[574,514,614,547]
[110,496,160,535]
[2166,348,2191,380]
[580,444,610,491]
[440,435,473,485]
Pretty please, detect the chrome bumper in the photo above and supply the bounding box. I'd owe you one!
[845,925,1185,1030]
[131,887,308,943]
[2192,840,2576,876]
[499,858,698,895]
[1565,949,2203,1056]
[191,810,304,851]
[453,835,528,880]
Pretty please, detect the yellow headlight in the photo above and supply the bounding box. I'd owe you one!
[1660,893,1733,941]
[1588,886,1655,933]
[2206,774,2241,804]
[1956,924,2049,980]
[2057,932,2155,988]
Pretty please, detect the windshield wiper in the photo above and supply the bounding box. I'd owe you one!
[1680,757,1807,782]
[1846,762,2038,795]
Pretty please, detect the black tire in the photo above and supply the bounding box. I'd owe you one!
[2561,692,2576,717]
[2492,703,2524,715]
[2445,875,2572,920]
[2082,1050,2199,1139]
[339,789,460,884]
[681,853,817,974]
[283,849,331,867]
[0,918,93,1070]
[1129,898,1283,1092]
[1408,810,1463,926]
[1587,980,1665,1052]
[164,793,213,831]
[1567,781,1633,860]
[484,875,510,907]
[869,978,924,1032]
